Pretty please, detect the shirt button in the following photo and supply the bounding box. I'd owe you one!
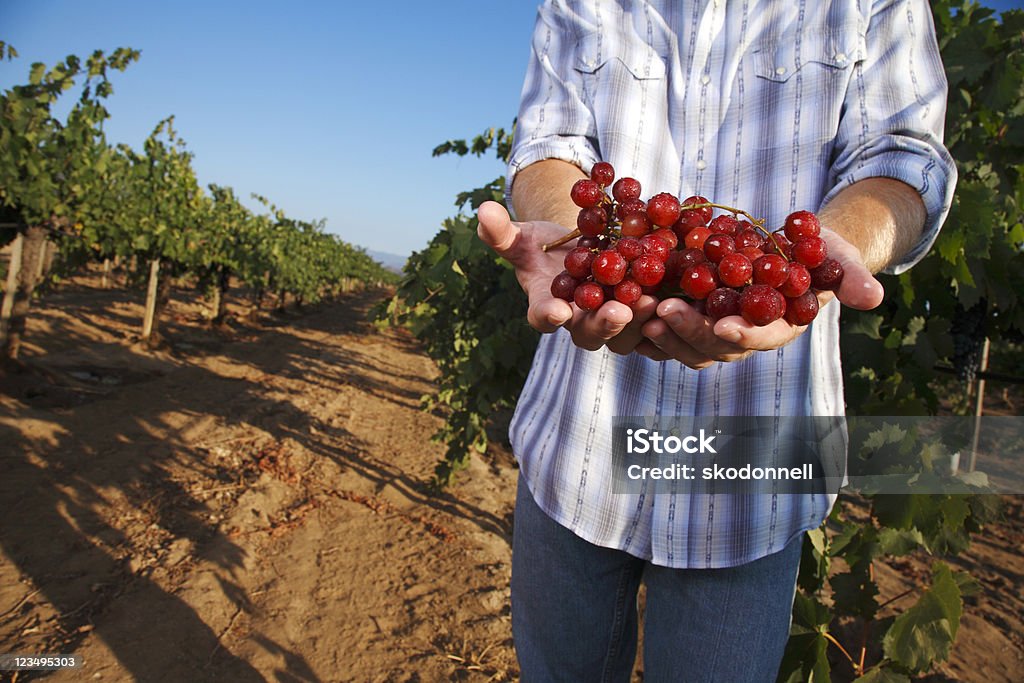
[696,159,707,170]
[701,74,710,85]
[775,66,787,76]
[834,52,847,64]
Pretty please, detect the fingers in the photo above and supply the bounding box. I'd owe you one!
[568,300,634,351]
[835,265,884,310]
[642,299,732,369]
[476,201,521,257]
[711,315,803,351]
[820,228,884,310]
[605,296,660,355]
[642,316,717,369]
[528,297,573,333]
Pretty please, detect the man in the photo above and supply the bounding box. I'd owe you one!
[477,1,956,680]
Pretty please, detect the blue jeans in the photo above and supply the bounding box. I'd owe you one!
[511,477,801,683]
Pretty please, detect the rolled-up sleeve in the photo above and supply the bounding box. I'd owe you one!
[505,2,601,212]
[824,0,958,274]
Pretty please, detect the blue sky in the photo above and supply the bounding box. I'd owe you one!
[1,1,1022,257]
[0,1,539,257]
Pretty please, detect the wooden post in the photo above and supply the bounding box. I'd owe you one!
[2,226,46,360]
[0,232,25,352]
[968,338,991,472]
[34,238,54,284]
[211,267,229,325]
[101,258,112,288]
[141,257,160,341]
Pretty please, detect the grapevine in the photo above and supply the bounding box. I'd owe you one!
[950,299,989,385]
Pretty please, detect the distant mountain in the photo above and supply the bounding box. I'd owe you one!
[365,249,408,274]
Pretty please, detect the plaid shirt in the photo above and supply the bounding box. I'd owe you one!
[506,0,956,568]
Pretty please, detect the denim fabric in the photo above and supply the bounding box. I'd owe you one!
[511,476,801,682]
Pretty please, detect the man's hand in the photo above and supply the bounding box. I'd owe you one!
[478,200,886,364]
[477,200,665,355]
[641,227,885,368]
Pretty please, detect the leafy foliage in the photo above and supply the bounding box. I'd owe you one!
[0,44,396,354]
[842,0,1024,415]
[380,127,536,486]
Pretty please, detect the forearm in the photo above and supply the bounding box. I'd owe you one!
[511,159,588,229]
[817,178,927,274]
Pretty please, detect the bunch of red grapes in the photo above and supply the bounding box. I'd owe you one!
[548,161,844,327]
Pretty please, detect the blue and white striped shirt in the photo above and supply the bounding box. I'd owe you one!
[506,0,956,568]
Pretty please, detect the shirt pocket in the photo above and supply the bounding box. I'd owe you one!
[573,30,667,81]
[748,27,866,151]
[571,29,670,158]
[751,27,866,83]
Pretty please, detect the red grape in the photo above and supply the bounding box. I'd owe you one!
[735,228,765,251]
[681,263,719,300]
[778,263,811,297]
[614,278,642,305]
[551,271,578,301]
[647,192,682,227]
[617,198,647,219]
[703,233,736,263]
[678,247,707,269]
[783,210,821,241]
[752,254,790,288]
[639,234,670,262]
[574,281,605,310]
[577,206,607,237]
[739,246,765,261]
[706,287,741,320]
[740,285,786,326]
[717,253,753,287]
[809,258,844,291]
[784,290,819,325]
[664,250,687,281]
[591,161,615,187]
[592,249,628,285]
[571,178,604,208]
[565,246,596,279]
[630,254,666,287]
[613,177,642,202]
[791,236,828,268]
[708,215,742,236]
[621,212,651,237]
[684,226,712,250]
[615,236,644,262]
[681,195,713,223]
[651,227,679,249]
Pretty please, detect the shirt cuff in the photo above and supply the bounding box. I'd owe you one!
[822,143,957,275]
[505,137,600,218]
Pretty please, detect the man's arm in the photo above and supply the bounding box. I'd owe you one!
[508,158,583,229]
[818,177,927,275]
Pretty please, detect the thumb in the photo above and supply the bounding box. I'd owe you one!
[477,200,521,257]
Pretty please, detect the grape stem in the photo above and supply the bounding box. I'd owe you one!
[541,228,581,252]
[680,201,784,256]
[539,200,786,255]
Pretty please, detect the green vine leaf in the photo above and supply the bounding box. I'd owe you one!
[881,562,963,673]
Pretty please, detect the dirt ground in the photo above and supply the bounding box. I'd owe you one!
[0,273,1021,682]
